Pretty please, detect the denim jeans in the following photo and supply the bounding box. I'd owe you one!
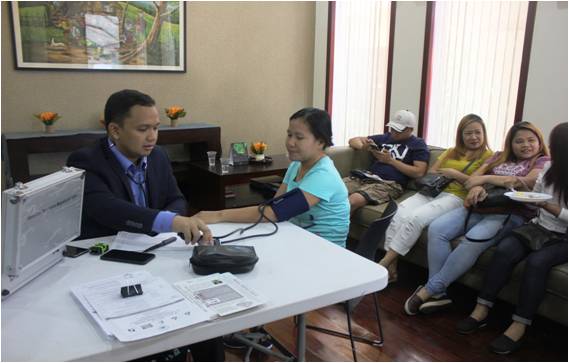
[384,192,462,256]
[477,234,568,325]
[425,207,524,296]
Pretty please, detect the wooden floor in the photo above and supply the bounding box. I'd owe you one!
[225,261,567,362]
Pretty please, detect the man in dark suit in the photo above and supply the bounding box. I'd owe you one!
[67,89,223,361]
[68,89,211,244]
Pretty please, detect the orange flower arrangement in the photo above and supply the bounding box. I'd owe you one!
[165,106,186,121]
[34,111,61,126]
[250,141,267,155]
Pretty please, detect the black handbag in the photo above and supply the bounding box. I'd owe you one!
[416,159,476,198]
[472,185,522,214]
[511,222,565,251]
[415,174,453,197]
[189,245,259,275]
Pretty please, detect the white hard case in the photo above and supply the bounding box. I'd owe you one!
[1,167,85,298]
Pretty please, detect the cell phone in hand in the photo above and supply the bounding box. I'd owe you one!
[368,140,380,150]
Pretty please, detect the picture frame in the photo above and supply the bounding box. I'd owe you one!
[230,142,250,166]
[10,1,185,72]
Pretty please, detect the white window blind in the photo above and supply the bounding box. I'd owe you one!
[331,2,391,146]
[426,1,529,150]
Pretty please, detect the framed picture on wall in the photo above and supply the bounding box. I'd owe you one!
[10,1,185,72]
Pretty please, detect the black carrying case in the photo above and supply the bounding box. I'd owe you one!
[189,245,259,275]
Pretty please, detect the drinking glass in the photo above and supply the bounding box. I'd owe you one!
[220,158,231,174]
[206,151,217,168]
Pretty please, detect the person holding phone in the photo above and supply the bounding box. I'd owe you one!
[345,110,430,214]
[67,89,222,362]
[197,107,350,247]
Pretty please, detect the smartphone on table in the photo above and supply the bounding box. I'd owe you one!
[100,249,155,265]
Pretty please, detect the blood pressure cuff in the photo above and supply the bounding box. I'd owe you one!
[265,187,310,222]
[190,245,259,275]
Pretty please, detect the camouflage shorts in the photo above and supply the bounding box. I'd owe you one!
[343,176,403,205]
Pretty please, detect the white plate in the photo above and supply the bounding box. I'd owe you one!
[505,191,552,203]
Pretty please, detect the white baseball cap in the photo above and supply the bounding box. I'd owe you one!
[386,110,417,132]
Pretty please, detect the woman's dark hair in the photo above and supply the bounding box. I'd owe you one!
[289,107,333,148]
[486,121,549,171]
[104,89,155,129]
[544,122,567,205]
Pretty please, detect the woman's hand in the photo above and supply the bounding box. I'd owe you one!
[464,186,487,208]
[436,168,459,179]
[464,175,488,189]
[500,176,519,190]
[535,201,563,217]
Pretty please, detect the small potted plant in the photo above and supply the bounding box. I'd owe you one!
[34,112,61,133]
[250,141,268,161]
[165,106,186,127]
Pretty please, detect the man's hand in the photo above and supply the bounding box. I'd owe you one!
[349,137,375,150]
[172,215,213,245]
[372,149,393,164]
[464,186,487,208]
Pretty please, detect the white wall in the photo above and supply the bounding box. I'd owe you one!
[313,2,328,109]
[389,2,426,122]
[523,1,568,139]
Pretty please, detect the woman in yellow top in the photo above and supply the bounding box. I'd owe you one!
[380,114,493,282]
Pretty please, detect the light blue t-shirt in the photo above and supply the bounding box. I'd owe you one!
[282,156,350,247]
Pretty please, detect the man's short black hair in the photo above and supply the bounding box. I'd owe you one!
[289,107,333,148]
[104,89,155,128]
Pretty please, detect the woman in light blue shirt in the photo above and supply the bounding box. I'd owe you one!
[197,108,350,247]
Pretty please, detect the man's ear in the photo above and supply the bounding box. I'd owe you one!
[108,122,121,139]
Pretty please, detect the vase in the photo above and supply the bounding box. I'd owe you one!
[44,124,55,133]
[254,154,265,161]
[170,118,178,127]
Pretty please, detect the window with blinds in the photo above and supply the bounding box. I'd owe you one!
[425,1,529,150]
[331,1,391,146]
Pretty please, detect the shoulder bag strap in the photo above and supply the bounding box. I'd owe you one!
[460,158,478,173]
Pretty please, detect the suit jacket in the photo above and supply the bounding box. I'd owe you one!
[67,137,187,239]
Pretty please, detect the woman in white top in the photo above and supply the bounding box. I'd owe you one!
[455,122,567,355]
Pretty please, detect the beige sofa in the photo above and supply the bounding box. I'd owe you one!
[326,145,567,325]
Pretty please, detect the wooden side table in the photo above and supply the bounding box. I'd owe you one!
[3,123,221,183]
[185,154,290,211]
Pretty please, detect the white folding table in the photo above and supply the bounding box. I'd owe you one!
[1,222,387,361]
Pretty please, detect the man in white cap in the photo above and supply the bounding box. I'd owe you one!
[344,109,429,213]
